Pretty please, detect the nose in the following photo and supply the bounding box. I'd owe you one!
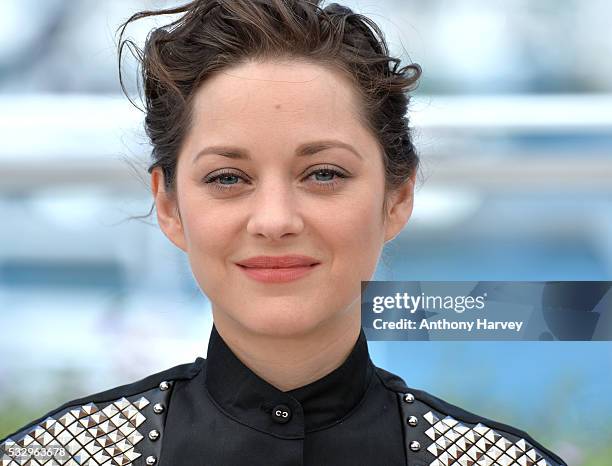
[246,177,305,241]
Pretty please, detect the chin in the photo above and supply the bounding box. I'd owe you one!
[237,306,328,338]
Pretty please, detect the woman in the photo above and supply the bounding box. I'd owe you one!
[0,1,567,465]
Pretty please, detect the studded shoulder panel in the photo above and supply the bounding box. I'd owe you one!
[396,392,568,466]
[0,380,173,466]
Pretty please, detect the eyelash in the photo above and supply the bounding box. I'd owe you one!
[202,165,349,193]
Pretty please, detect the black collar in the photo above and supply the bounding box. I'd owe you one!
[204,324,375,439]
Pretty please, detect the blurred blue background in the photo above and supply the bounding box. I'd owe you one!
[0,1,611,464]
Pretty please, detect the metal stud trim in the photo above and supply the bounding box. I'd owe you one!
[0,396,150,466]
[422,410,552,466]
[152,403,164,414]
[159,381,170,391]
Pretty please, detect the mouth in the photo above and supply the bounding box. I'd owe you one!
[236,263,320,283]
[237,263,319,269]
[235,255,320,269]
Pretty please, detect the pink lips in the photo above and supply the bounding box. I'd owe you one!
[236,255,320,283]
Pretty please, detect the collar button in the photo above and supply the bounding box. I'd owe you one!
[271,404,292,424]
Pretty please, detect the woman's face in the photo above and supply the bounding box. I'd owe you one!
[152,59,414,337]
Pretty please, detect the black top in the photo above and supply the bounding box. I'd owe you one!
[204,322,374,438]
[0,324,568,466]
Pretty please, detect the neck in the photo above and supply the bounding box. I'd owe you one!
[211,302,362,392]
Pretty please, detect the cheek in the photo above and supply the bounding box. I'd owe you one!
[319,191,385,281]
[179,186,238,248]
[179,195,238,290]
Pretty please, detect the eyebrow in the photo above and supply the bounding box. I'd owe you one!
[191,139,363,164]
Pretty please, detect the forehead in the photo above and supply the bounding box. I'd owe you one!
[188,60,366,141]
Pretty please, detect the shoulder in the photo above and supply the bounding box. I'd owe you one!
[0,357,206,465]
[374,366,569,466]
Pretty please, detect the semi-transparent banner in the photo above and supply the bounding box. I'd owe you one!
[360,281,611,341]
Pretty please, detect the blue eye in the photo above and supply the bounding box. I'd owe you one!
[306,167,348,189]
[202,165,349,193]
[202,170,246,192]
[213,173,241,185]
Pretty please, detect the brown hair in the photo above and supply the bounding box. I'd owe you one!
[116,0,422,219]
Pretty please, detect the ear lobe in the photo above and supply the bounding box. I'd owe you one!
[151,167,188,252]
[384,175,416,243]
